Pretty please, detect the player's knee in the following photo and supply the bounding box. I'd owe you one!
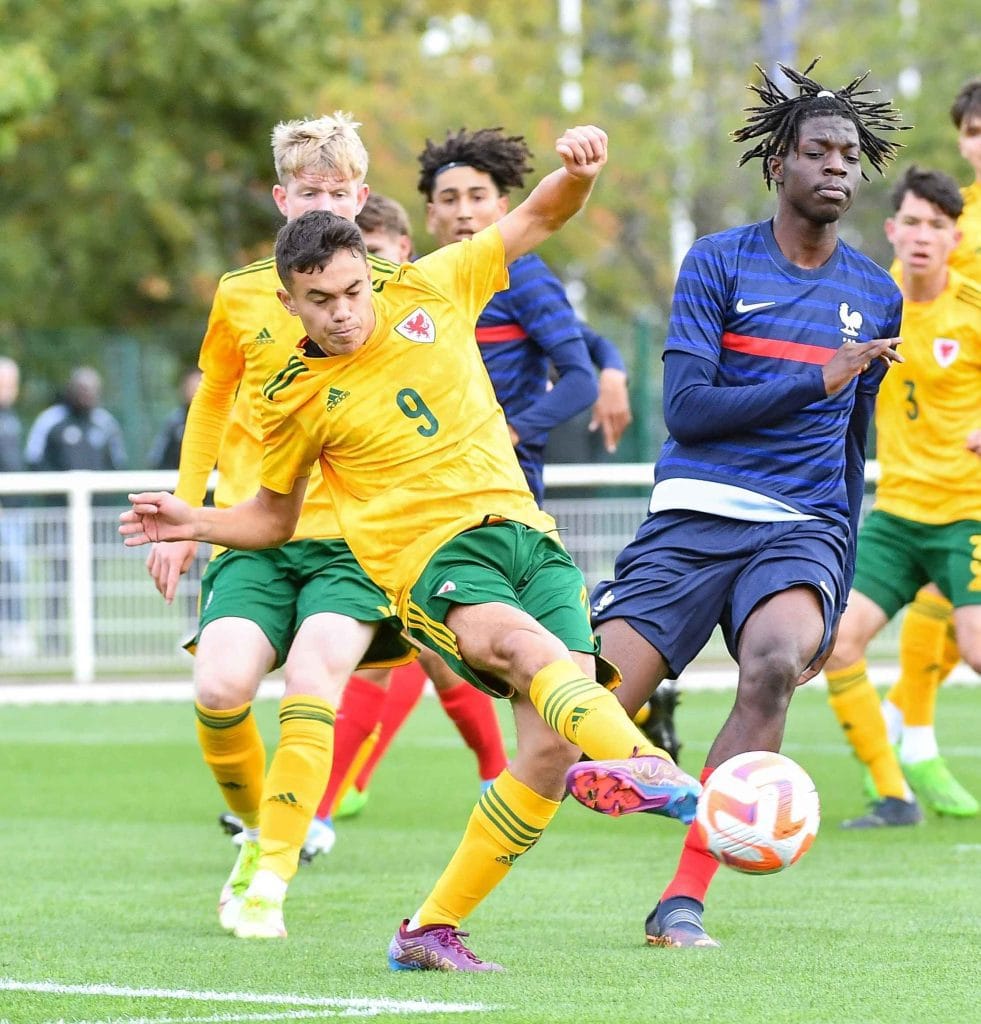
[283,644,361,703]
[493,625,567,677]
[958,643,981,675]
[826,624,866,668]
[737,650,799,708]
[194,674,258,710]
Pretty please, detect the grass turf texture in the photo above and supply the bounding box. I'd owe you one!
[1,685,978,1024]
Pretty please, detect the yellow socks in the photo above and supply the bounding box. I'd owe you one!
[195,700,266,829]
[529,659,667,761]
[826,660,909,800]
[259,696,336,883]
[887,589,957,726]
[418,771,559,927]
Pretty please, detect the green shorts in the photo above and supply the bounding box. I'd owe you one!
[406,521,618,698]
[852,509,981,619]
[188,538,411,670]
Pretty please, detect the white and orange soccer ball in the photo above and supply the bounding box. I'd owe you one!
[694,751,820,875]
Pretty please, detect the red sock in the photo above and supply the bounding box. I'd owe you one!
[353,660,428,791]
[316,674,386,818]
[437,682,508,781]
[660,765,719,903]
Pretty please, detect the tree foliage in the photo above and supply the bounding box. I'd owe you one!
[1,0,978,362]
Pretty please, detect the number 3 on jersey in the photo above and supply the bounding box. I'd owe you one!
[903,379,918,421]
[397,387,439,437]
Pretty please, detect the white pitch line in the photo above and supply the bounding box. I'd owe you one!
[9,1011,390,1024]
[0,980,497,1016]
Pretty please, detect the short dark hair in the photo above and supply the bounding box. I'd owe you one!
[950,78,981,129]
[417,127,533,199]
[732,58,910,188]
[275,210,366,288]
[890,165,964,219]
[356,193,412,237]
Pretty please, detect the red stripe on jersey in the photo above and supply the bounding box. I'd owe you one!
[722,332,836,365]
[475,324,529,343]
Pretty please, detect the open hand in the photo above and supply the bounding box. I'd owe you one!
[119,492,196,548]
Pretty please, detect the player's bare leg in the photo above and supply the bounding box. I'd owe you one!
[714,587,825,760]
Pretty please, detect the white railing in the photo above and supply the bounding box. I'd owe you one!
[0,464,882,683]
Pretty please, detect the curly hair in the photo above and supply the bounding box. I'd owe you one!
[732,58,911,188]
[417,127,534,199]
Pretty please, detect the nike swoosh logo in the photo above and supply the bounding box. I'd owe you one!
[735,299,777,313]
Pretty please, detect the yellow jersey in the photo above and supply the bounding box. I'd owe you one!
[950,181,981,283]
[873,267,981,523]
[176,252,398,552]
[259,225,555,609]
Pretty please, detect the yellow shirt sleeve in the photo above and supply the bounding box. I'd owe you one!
[259,379,323,495]
[173,282,244,505]
[410,225,509,323]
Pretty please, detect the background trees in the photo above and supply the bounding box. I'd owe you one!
[1,0,976,454]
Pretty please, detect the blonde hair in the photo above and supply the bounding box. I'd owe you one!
[271,111,369,185]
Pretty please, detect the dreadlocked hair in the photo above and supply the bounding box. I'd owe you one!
[417,127,534,198]
[732,58,911,188]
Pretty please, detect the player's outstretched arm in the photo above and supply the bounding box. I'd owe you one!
[496,125,607,264]
[119,479,308,551]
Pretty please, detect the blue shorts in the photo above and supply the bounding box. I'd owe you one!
[590,510,848,677]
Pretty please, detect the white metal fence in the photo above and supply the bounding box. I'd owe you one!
[0,464,893,683]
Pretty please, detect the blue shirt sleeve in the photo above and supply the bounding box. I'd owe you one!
[581,322,627,373]
[842,384,875,592]
[841,300,902,589]
[499,256,599,444]
[662,350,827,444]
[509,338,598,445]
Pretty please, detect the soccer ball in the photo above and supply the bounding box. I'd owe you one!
[695,751,820,875]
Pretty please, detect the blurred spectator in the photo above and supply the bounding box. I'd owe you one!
[356,193,414,263]
[0,356,21,474]
[24,366,126,656]
[25,366,127,471]
[148,367,203,470]
[0,356,34,657]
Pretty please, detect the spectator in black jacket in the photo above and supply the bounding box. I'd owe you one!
[148,368,202,470]
[0,356,22,475]
[25,366,127,472]
[24,366,126,655]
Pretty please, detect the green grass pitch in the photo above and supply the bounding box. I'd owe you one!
[1,684,978,1024]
